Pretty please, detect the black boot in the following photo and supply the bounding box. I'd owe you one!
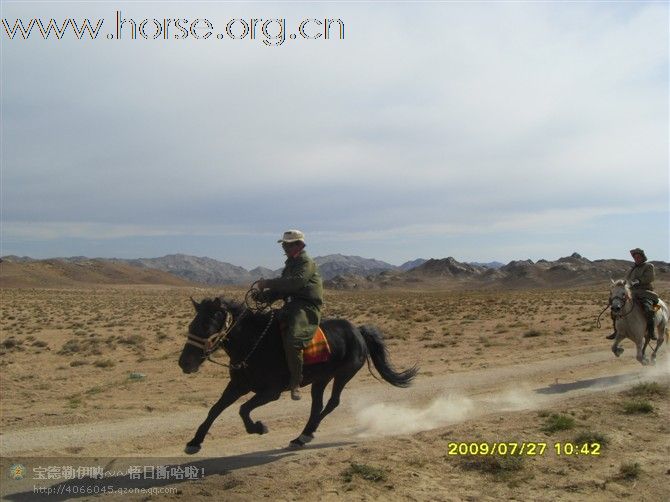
[286,347,303,400]
[646,318,657,341]
[605,319,617,340]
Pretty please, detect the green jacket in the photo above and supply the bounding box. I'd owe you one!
[264,251,323,309]
[626,262,655,291]
[627,261,658,303]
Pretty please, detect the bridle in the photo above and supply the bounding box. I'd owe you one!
[610,288,634,319]
[186,309,240,356]
[185,303,275,370]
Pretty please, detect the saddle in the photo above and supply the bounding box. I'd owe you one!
[302,327,331,365]
[633,297,662,311]
[278,323,331,365]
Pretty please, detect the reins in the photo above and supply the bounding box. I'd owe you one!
[228,310,275,370]
[599,289,635,328]
[188,284,276,370]
[595,304,609,329]
[613,295,636,320]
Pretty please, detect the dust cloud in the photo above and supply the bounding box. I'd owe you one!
[353,395,475,437]
[353,353,670,438]
[353,386,543,438]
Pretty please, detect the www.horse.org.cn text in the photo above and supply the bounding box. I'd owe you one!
[2,11,345,46]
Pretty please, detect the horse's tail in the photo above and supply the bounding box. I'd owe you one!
[359,325,418,388]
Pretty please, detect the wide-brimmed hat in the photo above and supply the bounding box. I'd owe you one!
[278,229,305,244]
[629,248,647,260]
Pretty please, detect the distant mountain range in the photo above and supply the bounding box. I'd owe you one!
[0,257,192,288]
[0,253,502,286]
[324,253,670,289]
[2,252,667,289]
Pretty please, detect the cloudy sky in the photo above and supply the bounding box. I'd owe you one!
[2,1,668,269]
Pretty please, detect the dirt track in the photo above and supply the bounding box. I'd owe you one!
[2,349,665,459]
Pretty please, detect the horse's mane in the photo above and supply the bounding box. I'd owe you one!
[200,297,265,321]
[198,297,242,311]
[612,279,628,288]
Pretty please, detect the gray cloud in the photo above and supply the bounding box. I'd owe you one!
[2,2,668,265]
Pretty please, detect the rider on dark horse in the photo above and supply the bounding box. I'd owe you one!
[606,247,658,341]
[254,230,323,401]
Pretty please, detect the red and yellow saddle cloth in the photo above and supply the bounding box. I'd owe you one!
[303,326,331,365]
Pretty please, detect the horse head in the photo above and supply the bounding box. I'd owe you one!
[178,297,232,374]
[609,279,632,315]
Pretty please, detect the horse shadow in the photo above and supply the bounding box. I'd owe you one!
[3,441,352,501]
[534,373,639,395]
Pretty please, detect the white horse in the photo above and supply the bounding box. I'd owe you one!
[609,279,668,365]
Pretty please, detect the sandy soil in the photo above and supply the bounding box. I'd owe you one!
[1,285,669,500]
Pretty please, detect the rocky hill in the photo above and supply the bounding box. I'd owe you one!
[118,254,252,285]
[4,252,668,290]
[118,253,398,284]
[324,253,670,290]
[399,258,427,271]
[314,254,396,279]
[0,257,194,288]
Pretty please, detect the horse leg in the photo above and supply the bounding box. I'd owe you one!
[185,380,248,454]
[651,323,666,364]
[239,389,282,435]
[636,339,649,365]
[317,368,358,423]
[288,378,330,448]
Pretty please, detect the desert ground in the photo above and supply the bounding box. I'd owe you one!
[1,284,669,501]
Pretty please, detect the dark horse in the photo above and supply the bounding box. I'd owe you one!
[178,296,418,453]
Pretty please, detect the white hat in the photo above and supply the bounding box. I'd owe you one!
[278,229,305,243]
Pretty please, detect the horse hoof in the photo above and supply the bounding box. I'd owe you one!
[298,433,314,444]
[288,438,305,449]
[256,422,269,435]
[184,444,201,455]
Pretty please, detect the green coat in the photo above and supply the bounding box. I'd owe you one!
[264,251,323,346]
[626,261,658,304]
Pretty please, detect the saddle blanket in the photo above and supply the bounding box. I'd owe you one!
[303,326,331,365]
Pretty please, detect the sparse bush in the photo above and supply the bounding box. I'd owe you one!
[542,413,575,433]
[494,323,509,334]
[119,334,144,345]
[1,338,23,350]
[522,329,543,338]
[574,431,608,447]
[58,339,83,355]
[459,455,524,480]
[341,463,387,483]
[67,396,82,409]
[93,359,115,368]
[617,462,641,480]
[622,400,653,414]
[625,382,668,398]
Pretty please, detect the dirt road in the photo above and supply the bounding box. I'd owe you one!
[2,349,665,458]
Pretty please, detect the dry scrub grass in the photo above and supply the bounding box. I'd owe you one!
[1,284,669,501]
[1,284,668,430]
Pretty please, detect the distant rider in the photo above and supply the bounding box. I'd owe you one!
[253,230,323,401]
[606,248,658,341]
